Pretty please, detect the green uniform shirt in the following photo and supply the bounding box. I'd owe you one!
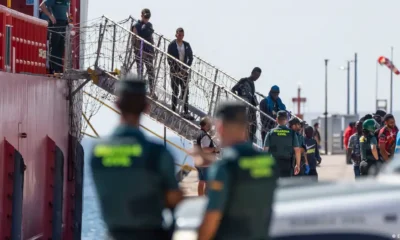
[90,125,178,230]
[360,135,377,162]
[264,125,299,158]
[296,132,304,148]
[44,0,70,21]
[207,142,277,240]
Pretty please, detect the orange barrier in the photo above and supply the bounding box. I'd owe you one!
[0,4,47,74]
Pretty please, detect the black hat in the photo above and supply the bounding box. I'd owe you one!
[215,101,247,123]
[142,8,151,18]
[373,110,386,118]
[288,117,301,126]
[116,75,147,96]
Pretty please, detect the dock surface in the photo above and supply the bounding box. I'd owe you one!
[179,154,354,196]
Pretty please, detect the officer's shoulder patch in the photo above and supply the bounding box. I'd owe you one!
[209,180,224,191]
[360,136,365,143]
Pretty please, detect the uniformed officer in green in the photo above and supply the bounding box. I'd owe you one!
[359,119,379,176]
[40,0,70,73]
[90,75,183,240]
[197,101,278,240]
[289,117,310,176]
[264,111,301,177]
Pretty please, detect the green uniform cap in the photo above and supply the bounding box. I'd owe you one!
[215,101,247,123]
[116,75,147,96]
[277,111,287,119]
[362,119,378,132]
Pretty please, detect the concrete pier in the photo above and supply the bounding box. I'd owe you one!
[179,154,355,196]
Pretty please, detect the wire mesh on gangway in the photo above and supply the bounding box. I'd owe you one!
[71,16,281,148]
[116,16,304,121]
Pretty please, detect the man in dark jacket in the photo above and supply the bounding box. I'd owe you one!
[40,0,70,74]
[167,28,194,120]
[132,9,157,99]
[260,85,286,142]
[231,67,261,143]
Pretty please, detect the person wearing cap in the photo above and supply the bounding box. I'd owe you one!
[90,75,183,239]
[167,27,194,120]
[197,101,277,240]
[131,8,157,99]
[289,117,309,176]
[40,0,70,74]
[260,85,287,142]
[373,110,387,127]
[378,114,398,161]
[231,67,262,143]
[264,111,301,177]
[359,119,379,176]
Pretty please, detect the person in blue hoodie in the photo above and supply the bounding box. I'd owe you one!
[260,85,286,142]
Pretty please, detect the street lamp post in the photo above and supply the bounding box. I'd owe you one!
[339,60,354,115]
[354,53,358,114]
[324,59,329,155]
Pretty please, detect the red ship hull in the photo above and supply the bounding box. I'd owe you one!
[0,72,83,239]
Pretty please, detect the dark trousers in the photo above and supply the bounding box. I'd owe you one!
[135,50,155,94]
[360,160,378,176]
[279,169,292,177]
[248,108,257,143]
[353,165,361,178]
[277,157,293,178]
[48,21,68,73]
[170,71,189,113]
[109,228,171,240]
[308,169,318,181]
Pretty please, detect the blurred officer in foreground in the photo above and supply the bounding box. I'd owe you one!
[360,119,379,176]
[264,111,301,177]
[198,101,278,240]
[90,76,183,240]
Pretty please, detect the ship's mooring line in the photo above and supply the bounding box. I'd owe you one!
[81,132,98,139]
[82,112,100,137]
[83,91,197,171]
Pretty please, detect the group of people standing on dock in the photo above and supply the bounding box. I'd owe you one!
[346,110,399,178]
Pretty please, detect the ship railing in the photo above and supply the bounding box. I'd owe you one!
[81,92,199,177]
[118,16,303,122]
[74,16,279,148]
[0,5,47,74]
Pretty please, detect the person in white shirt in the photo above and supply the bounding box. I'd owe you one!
[167,28,194,120]
[190,117,220,195]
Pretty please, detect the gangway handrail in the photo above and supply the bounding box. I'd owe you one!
[102,16,277,126]
[82,92,197,171]
[124,16,303,121]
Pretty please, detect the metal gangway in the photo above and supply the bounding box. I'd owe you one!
[66,16,281,148]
